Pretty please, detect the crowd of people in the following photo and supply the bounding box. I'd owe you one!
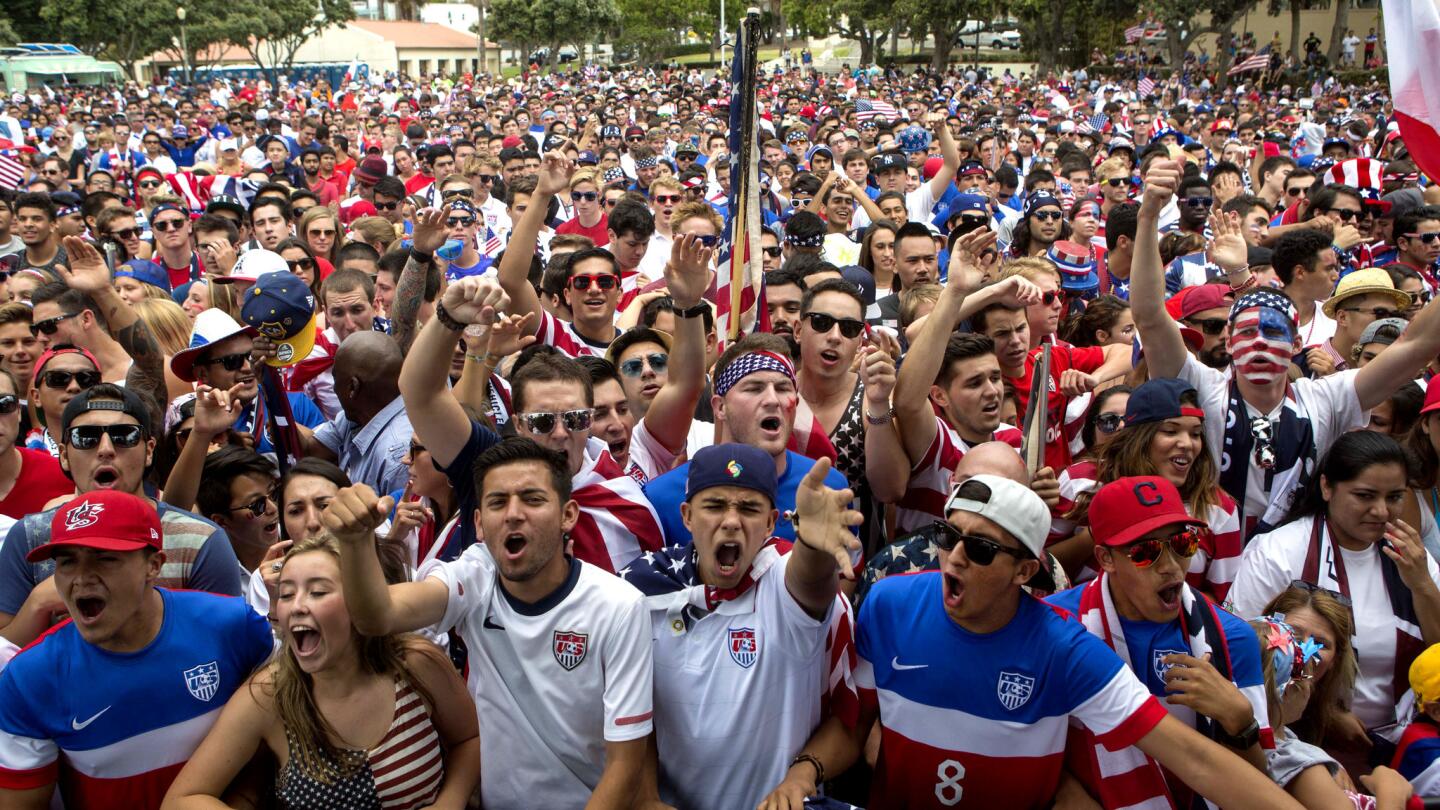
[0,47,1437,809]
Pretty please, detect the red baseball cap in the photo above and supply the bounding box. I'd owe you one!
[28,491,163,562]
[1165,283,1233,321]
[1088,476,1205,548]
[1421,382,1440,418]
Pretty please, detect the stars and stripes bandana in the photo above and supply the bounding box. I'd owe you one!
[713,350,795,397]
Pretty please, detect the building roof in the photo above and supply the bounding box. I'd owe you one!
[349,20,487,50]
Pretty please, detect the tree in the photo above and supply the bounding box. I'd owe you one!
[1326,0,1350,65]
[491,0,619,66]
[613,0,703,63]
[38,0,177,79]
[1142,0,1257,66]
[214,0,354,83]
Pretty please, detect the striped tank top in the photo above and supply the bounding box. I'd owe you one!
[276,678,444,809]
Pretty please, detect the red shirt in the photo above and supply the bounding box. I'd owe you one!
[307,177,341,207]
[0,448,73,519]
[555,213,610,246]
[1005,344,1105,472]
[404,172,435,196]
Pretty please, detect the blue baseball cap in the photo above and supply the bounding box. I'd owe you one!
[576,150,599,165]
[934,193,989,229]
[1124,377,1203,428]
[686,444,778,504]
[240,271,317,367]
[871,152,907,172]
[115,259,171,293]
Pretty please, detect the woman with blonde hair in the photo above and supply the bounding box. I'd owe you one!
[162,534,480,810]
[299,206,342,267]
[348,215,399,254]
[135,297,198,401]
[1260,584,1361,754]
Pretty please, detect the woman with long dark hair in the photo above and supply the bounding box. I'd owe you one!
[857,219,899,296]
[164,534,480,810]
[1232,430,1440,742]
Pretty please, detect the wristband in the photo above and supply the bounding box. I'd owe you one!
[434,301,465,332]
[412,249,434,265]
[865,406,896,425]
[674,301,709,319]
[1216,718,1260,750]
[790,753,824,785]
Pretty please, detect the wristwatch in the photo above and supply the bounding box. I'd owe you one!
[1216,718,1260,750]
[865,406,896,425]
[674,301,709,319]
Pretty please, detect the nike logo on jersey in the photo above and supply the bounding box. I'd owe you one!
[482,616,504,631]
[71,706,111,731]
[891,657,928,671]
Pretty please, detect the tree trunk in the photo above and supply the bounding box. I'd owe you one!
[1289,1,1302,61]
[1326,0,1350,65]
[1215,25,1235,89]
[859,29,874,65]
[930,19,952,70]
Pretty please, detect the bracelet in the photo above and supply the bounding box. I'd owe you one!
[674,301,709,319]
[411,249,434,265]
[465,354,487,364]
[790,753,824,785]
[433,301,465,332]
[865,406,896,425]
[1228,274,1258,294]
[483,352,505,366]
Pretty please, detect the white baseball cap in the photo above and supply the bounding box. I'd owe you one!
[944,474,1055,590]
[214,249,288,286]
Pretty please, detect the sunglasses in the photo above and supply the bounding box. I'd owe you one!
[446,216,476,227]
[1118,526,1207,568]
[1251,416,1277,470]
[620,352,669,377]
[43,369,101,390]
[1185,317,1228,336]
[571,190,599,202]
[1341,306,1400,319]
[926,521,1029,565]
[442,188,474,199]
[1183,196,1214,208]
[803,312,867,339]
[569,273,618,291]
[1405,232,1440,244]
[476,174,496,184]
[0,395,18,415]
[307,228,337,238]
[518,408,593,434]
[373,201,399,211]
[1041,290,1062,306]
[1030,210,1064,222]
[1324,207,1360,222]
[228,491,277,518]
[1095,412,1125,434]
[287,257,315,272]
[762,246,783,258]
[67,423,145,450]
[654,194,683,205]
[139,179,163,189]
[201,351,251,371]
[110,226,143,240]
[31,312,79,336]
[1285,186,1307,197]
[604,198,622,208]
[153,218,187,232]
[1286,579,1355,612]
[1104,177,1129,187]
[406,439,426,459]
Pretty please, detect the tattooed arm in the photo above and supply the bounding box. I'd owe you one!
[392,207,449,354]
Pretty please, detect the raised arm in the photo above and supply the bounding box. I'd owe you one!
[324,484,449,636]
[160,385,245,510]
[786,458,864,618]
[57,236,166,412]
[1356,288,1440,411]
[497,153,572,333]
[1128,159,1190,379]
[840,175,885,224]
[390,207,448,354]
[861,341,909,504]
[643,234,711,453]
[398,276,509,470]
[925,114,960,200]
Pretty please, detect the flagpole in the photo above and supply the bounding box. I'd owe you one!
[727,8,762,342]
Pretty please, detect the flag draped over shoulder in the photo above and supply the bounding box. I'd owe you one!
[1383,0,1440,183]
[715,11,764,346]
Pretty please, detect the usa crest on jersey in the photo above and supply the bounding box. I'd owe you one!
[553,631,589,671]
[184,661,221,702]
[1153,648,1186,681]
[728,627,759,668]
[997,670,1035,711]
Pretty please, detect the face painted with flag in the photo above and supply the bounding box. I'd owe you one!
[1228,307,1297,384]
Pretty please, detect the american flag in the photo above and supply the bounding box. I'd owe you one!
[855,98,898,123]
[1228,48,1271,75]
[1125,23,1147,43]
[1137,74,1156,98]
[715,12,764,346]
[0,153,25,190]
[1149,116,1168,140]
[1089,112,1110,132]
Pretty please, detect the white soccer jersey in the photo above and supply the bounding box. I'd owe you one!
[648,553,841,810]
[421,545,654,808]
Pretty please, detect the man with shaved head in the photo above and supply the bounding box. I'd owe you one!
[855,441,1068,604]
[310,332,412,493]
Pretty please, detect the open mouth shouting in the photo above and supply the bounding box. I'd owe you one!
[502,531,529,561]
[73,594,107,626]
[1155,581,1183,613]
[90,466,122,490]
[714,541,743,577]
[289,622,322,659]
[757,415,784,439]
[818,347,842,370]
[943,572,964,610]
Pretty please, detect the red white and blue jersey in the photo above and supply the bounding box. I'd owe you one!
[1392,719,1440,796]
[856,574,1166,809]
[894,415,1022,534]
[0,589,272,810]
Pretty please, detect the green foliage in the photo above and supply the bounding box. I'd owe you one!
[212,0,355,81]
[0,12,17,46]
[492,0,622,61]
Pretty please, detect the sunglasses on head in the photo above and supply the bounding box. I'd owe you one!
[924,520,1029,566]
[1185,316,1228,336]
[1287,578,1355,611]
[1095,412,1125,434]
[67,423,145,450]
[571,190,599,202]
[31,312,78,337]
[518,408,593,434]
[201,351,251,371]
[1117,526,1207,567]
[228,490,277,518]
[619,352,668,377]
[153,218,187,232]
[43,369,101,390]
[569,273,618,291]
[803,311,867,339]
